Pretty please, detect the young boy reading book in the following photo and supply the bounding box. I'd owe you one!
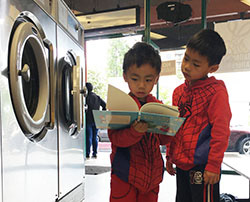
[108,42,173,202]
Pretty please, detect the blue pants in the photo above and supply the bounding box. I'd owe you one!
[86,123,98,157]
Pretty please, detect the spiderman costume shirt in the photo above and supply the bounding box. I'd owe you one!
[108,94,173,193]
[169,76,232,174]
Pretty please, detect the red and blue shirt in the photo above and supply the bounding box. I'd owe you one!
[108,94,172,192]
[168,76,232,174]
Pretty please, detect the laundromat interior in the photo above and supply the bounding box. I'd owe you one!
[0,0,250,202]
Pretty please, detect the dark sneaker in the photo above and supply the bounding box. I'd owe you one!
[92,154,97,159]
[86,155,90,160]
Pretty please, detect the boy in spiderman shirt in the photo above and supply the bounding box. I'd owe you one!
[166,29,232,202]
[108,42,173,202]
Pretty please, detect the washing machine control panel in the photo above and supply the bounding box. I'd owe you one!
[57,0,84,47]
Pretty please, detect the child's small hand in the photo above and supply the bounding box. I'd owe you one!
[203,170,220,185]
[166,161,176,176]
[132,120,148,133]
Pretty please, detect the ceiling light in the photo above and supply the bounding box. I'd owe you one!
[241,0,250,6]
[150,32,166,40]
[76,7,139,30]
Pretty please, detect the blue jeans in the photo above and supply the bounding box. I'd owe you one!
[86,123,98,157]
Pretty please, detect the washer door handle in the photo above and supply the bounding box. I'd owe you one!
[72,56,82,134]
[80,86,87,96]
[44,38,55,129]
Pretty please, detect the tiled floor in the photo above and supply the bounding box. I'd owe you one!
[85,151,249,202]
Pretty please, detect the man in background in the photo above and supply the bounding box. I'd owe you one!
[86,82,106,159]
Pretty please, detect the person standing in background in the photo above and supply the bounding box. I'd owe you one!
[86,82,106,159]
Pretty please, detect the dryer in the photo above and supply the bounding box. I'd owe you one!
[56,1,86,201]
[0,0,58,201]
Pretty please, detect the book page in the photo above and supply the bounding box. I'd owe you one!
[93,110,138,130]
[105,114,132,124]
[140,112,184,136]
[106,84,139,112]
[140,102,179,117]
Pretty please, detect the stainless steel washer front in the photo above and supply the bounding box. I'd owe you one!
[0,1,58,201]
[56,1,85,201]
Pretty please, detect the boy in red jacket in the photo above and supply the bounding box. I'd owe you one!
[166,29,232,202]
[108,42,172,202]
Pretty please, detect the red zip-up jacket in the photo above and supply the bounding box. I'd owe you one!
[168,76,232,174]
[108,93,173,193]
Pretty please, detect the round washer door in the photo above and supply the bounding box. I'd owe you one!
[9,21,50,137]
[60,51,82,136]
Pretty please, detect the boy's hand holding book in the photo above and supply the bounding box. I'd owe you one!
[132,120,148,133]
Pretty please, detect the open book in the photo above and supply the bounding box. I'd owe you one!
[93,84,185,136]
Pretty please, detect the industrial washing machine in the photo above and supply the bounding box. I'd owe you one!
[0,0,86,201]
[0,0,58,201]
[56,1,86,201]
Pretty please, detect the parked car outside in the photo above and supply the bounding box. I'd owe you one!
[97,126,250,155]
[227,125,250,154]
[97,129,110,142]
[156,125,250,155]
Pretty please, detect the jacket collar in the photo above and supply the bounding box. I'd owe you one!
[184,76,217,90]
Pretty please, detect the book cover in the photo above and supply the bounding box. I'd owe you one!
[93,84,185,136]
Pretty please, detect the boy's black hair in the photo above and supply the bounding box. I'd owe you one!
[187,29,226,66]
[122,42,161,74]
